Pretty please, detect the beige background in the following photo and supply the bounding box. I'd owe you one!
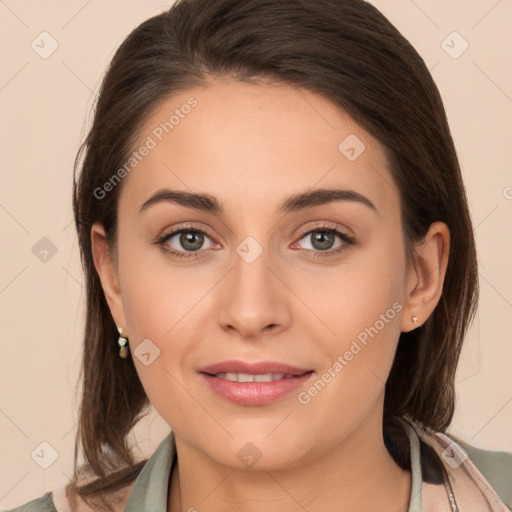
[1,0,511,508]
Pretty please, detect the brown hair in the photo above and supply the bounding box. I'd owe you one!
[70,0,478,508]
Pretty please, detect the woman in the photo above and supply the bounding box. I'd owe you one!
[7,0,511,510]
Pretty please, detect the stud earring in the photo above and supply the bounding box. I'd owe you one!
[411,315,418,325]
[118,326,129,358]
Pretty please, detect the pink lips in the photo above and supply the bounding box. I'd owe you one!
[197,359,315,406]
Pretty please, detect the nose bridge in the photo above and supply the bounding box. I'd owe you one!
[235,238,271,290]
[217,234,288,335]
[231,235,275,306]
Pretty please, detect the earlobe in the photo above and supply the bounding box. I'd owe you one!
[400,222,450,332]
[90,222,127,330]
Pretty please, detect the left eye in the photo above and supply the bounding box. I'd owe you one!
[295,228,351,252]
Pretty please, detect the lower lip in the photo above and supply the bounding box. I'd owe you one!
[199,372,315,405]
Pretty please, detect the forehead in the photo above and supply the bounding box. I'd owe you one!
[119,79,399,219]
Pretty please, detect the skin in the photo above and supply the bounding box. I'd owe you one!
[91,78,450,512]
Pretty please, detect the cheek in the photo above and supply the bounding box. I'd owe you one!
[117,250,212,397]
[298,238,405,350]
[117,233,194,338]
[300,239,405,402]
[119,272,198,423]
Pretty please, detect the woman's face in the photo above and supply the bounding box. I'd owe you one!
[93,78,436,470]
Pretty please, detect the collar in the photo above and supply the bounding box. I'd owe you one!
[124,430,176,511]
[403,419,423,512]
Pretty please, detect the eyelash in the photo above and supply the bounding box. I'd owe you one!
[154,223,355,260]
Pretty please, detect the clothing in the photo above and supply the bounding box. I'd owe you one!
[4,419,511,511]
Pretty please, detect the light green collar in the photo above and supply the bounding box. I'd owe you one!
[403,419,423,512]
[124,430,176,511]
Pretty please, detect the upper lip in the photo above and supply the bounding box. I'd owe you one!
[198,360,313,376]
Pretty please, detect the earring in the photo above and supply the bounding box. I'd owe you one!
[411,315,418,325]
[117,326,129,358]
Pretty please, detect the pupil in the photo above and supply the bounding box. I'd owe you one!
[313,231,334,250]
[181,231,203,251]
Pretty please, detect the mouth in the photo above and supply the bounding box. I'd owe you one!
[197,360,315,405]
[203,371,312,382]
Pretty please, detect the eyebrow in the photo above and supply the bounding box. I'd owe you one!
[138,187,378,216]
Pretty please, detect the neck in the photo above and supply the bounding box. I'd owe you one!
[168,417,412,512]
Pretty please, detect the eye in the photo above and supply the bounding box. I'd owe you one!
[294,224,355,258]
[155,224,217,259]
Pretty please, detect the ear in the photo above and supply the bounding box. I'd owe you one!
[91,222,128,332]
[400,221,450,332]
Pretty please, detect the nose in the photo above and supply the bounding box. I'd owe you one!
[216,245,291,339]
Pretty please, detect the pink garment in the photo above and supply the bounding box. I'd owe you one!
[412,421,510,511]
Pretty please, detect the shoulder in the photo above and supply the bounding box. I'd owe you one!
[447,433,512,507]
[409,420,512,510]
[2,492,56,512]
[3,481,135,512]
[445,432,512,510]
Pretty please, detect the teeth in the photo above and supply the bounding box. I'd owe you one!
[215,372,286,382]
